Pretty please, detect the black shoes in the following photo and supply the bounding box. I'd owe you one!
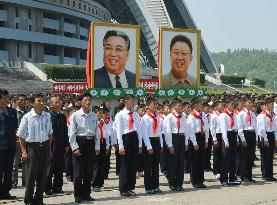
[75,197,82,203]
[221,182,230,187]
[263,177,277,182]
[0,193,16,200]
[83,195,95,201]
[193,184,206,189]
[120,190,137,197]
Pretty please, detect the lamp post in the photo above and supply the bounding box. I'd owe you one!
[241,80,244,89]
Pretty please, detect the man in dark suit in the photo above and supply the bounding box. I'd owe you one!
[94,30,136,88]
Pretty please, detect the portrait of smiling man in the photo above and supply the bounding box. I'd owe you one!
[161,34,197,88]
[94,30,136,88]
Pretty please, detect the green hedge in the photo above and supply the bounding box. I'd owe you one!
[252,78,266,88]
[200,73,205,84]
[220,75,245,84]
[44,65,86,81]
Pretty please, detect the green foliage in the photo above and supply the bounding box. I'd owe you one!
[220,75,245,84]
[211,48,277,88]
[200,72,205,84]
[44,65,86,82]
[252,78,266,88]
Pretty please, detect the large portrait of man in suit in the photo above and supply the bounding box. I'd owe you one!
[91,23,140,88]
[159,28,201,88]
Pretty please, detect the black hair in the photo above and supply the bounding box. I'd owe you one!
[124,94,134,101]
[78,92,92,101]
[103,30,130,51]
[30,93,44,103]
[171,98,183,108]
[0,88,9,100]
[170,35,193,53]
[146,96,158,106]
[16,94,27,101]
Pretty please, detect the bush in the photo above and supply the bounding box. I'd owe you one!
[200,72,205,84]
[220,75,245,84]
[252,78,266,88]
[44,65,86,81]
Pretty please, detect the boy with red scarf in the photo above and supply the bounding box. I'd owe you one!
[257,99,277,181]
[187,99,208,188]
[218,99,241,186]
[164,98,188,191]
[141,97,163,194]
[92,107,110,191]
[237,99,257,183]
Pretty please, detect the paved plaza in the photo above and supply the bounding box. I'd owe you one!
[2,153,277,205]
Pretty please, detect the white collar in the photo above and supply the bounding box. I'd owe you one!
[31,108,45,117]
[79,108,91,116]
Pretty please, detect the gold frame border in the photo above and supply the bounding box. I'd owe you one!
[90,22,140,88]
[158,27,201,88]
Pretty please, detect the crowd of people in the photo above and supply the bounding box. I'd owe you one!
[0,88,277,205]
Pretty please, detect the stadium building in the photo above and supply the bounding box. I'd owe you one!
[0,0,111,65]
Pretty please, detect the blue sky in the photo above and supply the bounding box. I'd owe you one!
[185,0,277,52]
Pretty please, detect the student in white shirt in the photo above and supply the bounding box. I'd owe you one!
[218,99,240,186]
[159,103,170,176]
[92,107,110,192]
[164,99,188,191]
[115,95,142,197]
[257,99,277,181]
[141,96,163,194]
[187,99,208,189]
[210,101,223,179]
[202,101,213,171]
[237,99,257,183]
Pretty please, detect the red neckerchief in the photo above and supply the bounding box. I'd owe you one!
[244,108,252,126]
[172,110,182,134]
[98,120,105,144]
[128,110,134,131]
[262,110,273,128]
[104,117,110,124]
[224,108,234,128]
[206,113,210,124]
[234,109,239,115]
[66,116,70,125]
[214,111,221,116]
[191,110,204,132]
[157,112,164,120]
[146,111,158,136]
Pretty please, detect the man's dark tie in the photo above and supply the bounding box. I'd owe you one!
[115,75,122,88]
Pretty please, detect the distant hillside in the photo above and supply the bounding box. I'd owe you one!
[210,48,277,88]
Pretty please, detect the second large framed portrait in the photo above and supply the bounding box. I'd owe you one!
[159,27,201,88]
[90,22,140,88]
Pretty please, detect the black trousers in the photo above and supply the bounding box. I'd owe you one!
[204,133,213,169]
[184,140,192,173]
[143,137,161,190]
[168,133,185,187]
[92,140,107,188]
[261,132,275,178]
[241,130,256,180]
[220,131,237,183]
[24,142,50,204]
[190,133,205,185]
[65,148,73,180]
[160,134,169,175]
[0,149,15,196]
[104,146,111,179]
[45,151,65,192]
[72,138,96,199]
[213,133,222,175]
[115,147,121,176]
[119,131,139,193]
